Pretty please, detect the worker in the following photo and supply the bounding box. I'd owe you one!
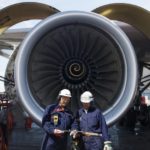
[70,91,112,150]
[41,89,74,150]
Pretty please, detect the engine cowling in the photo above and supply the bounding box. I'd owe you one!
[15,11,138,126]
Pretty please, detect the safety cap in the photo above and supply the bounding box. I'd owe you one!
[80,91,93,103]
[59,89,71,97]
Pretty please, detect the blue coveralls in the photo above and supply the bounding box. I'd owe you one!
[74,107,110,150]
[41,104,74,150]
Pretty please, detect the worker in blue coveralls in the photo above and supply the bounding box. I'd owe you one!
[41,89,74,150]
[70,91,112,150]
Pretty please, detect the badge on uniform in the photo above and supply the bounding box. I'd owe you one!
[53,114,59,126]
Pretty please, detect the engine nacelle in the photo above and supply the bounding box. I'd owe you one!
[15,11,138,126]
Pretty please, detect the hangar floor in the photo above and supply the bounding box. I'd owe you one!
[8,124,150,150]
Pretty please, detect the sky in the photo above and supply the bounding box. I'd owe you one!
[0,0,150,92]
[0,0,149,29]
[0,0,150,11]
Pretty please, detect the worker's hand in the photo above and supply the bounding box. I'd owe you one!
[70,130,78,139]
[54,129,64,135]
[103,141,113,150]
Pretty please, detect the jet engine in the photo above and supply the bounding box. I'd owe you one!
[16,7,138,126]
[1,3,150,126]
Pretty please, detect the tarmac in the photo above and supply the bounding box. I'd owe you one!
[8,123,150,150]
